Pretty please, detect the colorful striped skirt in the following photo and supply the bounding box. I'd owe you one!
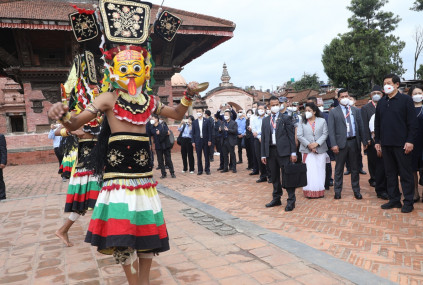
[85,133,169,255]
[60,147,77,178]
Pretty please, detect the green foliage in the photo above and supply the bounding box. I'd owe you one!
[417,64,423,79]
[322,0,405,97]
[411,0,423,11]
[291,73,321,91]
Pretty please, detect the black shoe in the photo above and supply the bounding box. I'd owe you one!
[265,200,282,208]
[217,168,223,171]
[156,167,161,170]
[210,158,214,162]
[236,161,243,164]
[401,205,414,213]
[256,177,267,183]
[329,181,334,186]
[334,193,341,199]
[344,170,350,175]
[325,187,330,190]
[206,171,211,175]
[369,181,376,187]
[246,167,252,170]
[171,174,176,178]
[268,178,272,184]
[160,175,166,179]
[232,170,237,173]
[197,172,203,175]
[221,169,229,173]
[359,170,367,175]
[285,203,295,212]
[381,201,402,209]
[249,171,259,175]
[354,192,363,200]
[165,165,169,169]
[377,193,389,200]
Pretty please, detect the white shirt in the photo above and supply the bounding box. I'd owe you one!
[199,118,203,138]
[369,114,375,133]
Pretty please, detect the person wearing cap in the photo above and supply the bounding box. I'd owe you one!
[328,88,368,200]
[361,86,389,199]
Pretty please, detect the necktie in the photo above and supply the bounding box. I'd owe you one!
[345,107,354,137]
[271,114,276,132]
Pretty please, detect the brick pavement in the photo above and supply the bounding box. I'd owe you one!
[157,151,423,285]
[0,183,353,284]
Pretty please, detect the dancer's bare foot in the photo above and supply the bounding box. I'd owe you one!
[55,230,74,247]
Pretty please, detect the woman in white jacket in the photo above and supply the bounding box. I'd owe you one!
[297,103,329,198]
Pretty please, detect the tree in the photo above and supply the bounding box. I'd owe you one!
[413,26,423,79]
[417,64,423,79]
[291,73,321,91]
[322,0,405,97]
[411,0,423,11]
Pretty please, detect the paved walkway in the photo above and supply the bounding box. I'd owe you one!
[0,153,419,284]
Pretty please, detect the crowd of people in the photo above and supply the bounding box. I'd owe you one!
[147,73,422,214]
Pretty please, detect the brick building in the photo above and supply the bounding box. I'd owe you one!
[0,0,235,164]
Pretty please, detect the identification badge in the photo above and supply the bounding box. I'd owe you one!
[272,131,276,145]
[346,123,350,134]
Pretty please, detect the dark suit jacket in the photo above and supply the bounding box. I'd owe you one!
[360,102,376,142]
[0,134,6,165]
[261,114,296,158]
[219,120,238,146]
[149,123,170,150]
[215,109,237,121]
[192,117,213,145]
[328,105,367,150]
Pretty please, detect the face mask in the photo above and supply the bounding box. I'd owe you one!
[372,94,381,102]
[305,111,313,119]
[280,104,285,110]
[266,110,271,115]
[247,114,252,118]
[238,113,243,117]
[159,119,163,124]
[197,113,202,118]
[224,115,230,121]
[348,99,354,106]
[252,108,257,114]
[384,84,395,95]
[340,98,350,106]
[258,109,265,116]
[271,105,280,114]
[318,106,324,112]
[288,107,296,112]
[150,120,155,125]
[413,94,423,103]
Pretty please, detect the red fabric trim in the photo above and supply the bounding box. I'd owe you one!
[88,218,168,238]
[71,4,95,15]
[113,95,155,125]
[66,191,100,203]
[102,181,158,191]
[73,170,94,177]
[303,190,325,198]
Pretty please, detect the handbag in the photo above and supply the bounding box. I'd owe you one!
[282,162,307,188]
[176,124,186,146]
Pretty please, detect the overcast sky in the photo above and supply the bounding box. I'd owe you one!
[151,0,421,92]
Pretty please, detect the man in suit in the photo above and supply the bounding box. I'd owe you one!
[0,134,6,200]
[192,108,212,175]
[261,96,297,211]
[361,86,389,200]
[204,110,215,162]
[219,110,238,173]
[328,89,368,200]
[149,115,175,178]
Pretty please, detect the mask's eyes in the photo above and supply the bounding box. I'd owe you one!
[133,64,141,72]
[119,66,128,73]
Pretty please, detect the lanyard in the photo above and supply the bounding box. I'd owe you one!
[371,101,376,108]
[344,106,351,119]
[308,120,316,133]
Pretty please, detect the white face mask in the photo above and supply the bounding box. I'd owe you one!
[159,119,163,124]
[150,119,155,125]
[305,111,313,119]
[197,113,203,118]
[348,99,354,106]
[258,109,265,116]
[413,94,423,103]
[252,108,257,114]
[224,115,230,121]
[340,98,350,106]
[384,84,395,95]
[372,94,381,102]
[318,106,324,112]
[266,110,271,115]
[247,114,252,118]
[288,107,296,112]
[271,105,280,114]
[238,112,243,117]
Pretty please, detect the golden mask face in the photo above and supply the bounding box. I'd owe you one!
[111,50,150,95]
